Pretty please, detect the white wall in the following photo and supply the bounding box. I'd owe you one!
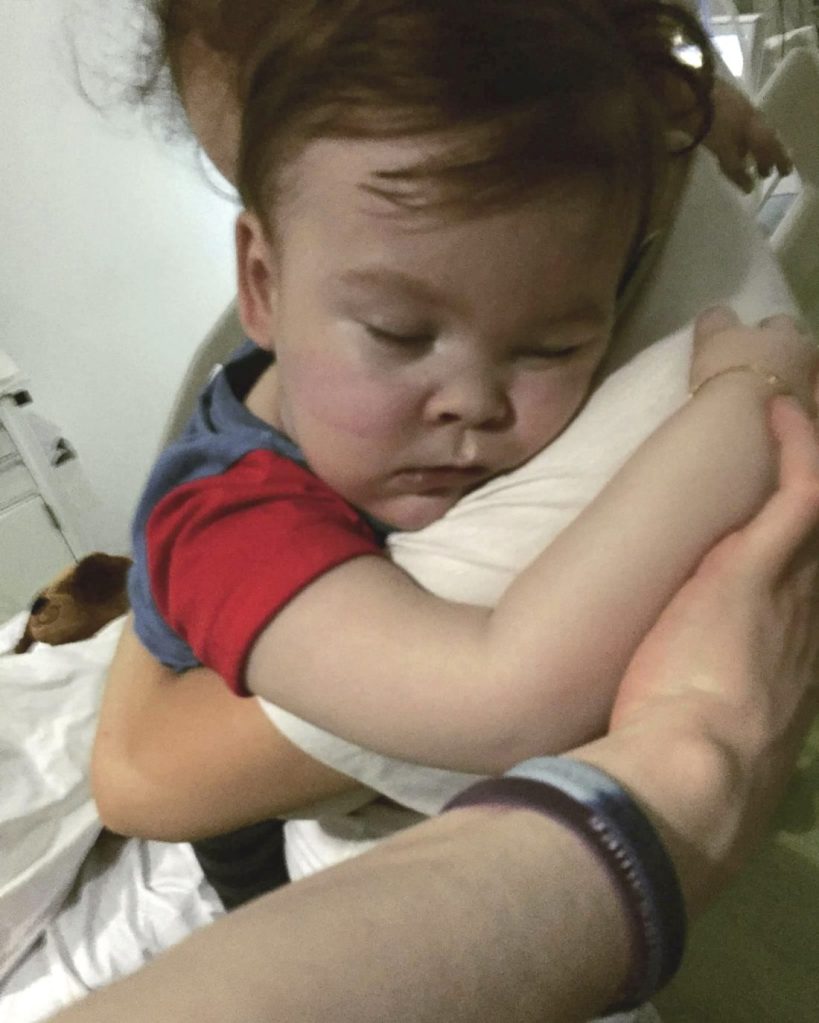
[0,2,238,552]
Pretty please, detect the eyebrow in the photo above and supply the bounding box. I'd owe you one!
[335,268,452,308]
[335,267,612,329]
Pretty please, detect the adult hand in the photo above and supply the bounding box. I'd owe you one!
[704,78,791,193]
[580,393,819,910]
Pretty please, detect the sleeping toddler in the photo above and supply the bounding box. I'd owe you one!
[99,0,816,916]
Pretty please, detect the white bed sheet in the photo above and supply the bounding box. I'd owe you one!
[0,614,223,1022]
[1,834,221,1023]
[0,613,111,985]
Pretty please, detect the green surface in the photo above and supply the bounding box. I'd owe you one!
[655,724,819,1022]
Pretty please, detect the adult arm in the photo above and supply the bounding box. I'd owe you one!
[50,395,819,1023]
[92,622,366,841]
[674,0,791,191]
[244,312,817,771]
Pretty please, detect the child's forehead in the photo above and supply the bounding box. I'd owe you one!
[281,136,453,219]
[272,138,634,323]
[278,136,618,232]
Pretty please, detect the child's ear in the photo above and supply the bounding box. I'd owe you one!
[236,211,279,351]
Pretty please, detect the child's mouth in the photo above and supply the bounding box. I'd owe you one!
[394,466,489,492]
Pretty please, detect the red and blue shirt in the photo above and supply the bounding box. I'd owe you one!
[129,343,386,694]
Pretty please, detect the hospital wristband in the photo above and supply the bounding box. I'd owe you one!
[441,756,687,1013]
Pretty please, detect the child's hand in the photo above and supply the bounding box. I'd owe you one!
[704,79,791,193]
[690,306,819,416]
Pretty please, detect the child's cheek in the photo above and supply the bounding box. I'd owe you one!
[512,369,592,445]
[288,349,418,439]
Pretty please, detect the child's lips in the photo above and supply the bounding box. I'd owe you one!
[393,465,490,492]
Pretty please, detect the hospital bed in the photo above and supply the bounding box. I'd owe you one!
[0,141,817,1022]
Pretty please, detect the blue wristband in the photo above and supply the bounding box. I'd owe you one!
[442,756,687,1012]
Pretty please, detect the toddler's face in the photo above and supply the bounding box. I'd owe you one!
[239,138,636,530]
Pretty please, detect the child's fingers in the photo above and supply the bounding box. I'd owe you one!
[691,306,741,365]
[691,308,817,413]
[695,308,809,344]
[693,305,740,342]
[758,317,818,415]
[690,306,740,385]
[758,312,809,337]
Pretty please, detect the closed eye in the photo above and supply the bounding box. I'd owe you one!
[363,323,436,347]
[517,345,583,360]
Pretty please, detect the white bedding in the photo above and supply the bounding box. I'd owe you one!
[0,613,113,985]
[0,614,222,1022]
[0,153,801,1022]
[1,835,221,1023]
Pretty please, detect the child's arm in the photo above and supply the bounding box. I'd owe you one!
[245,310,817,773]
[92,619,366,841]
[94,310,815,840]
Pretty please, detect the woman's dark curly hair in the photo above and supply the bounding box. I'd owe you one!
[140,0,714,236]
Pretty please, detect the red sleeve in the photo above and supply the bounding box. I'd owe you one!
[145,450,383,694]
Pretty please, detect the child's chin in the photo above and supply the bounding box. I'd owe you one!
[375,492,461,533]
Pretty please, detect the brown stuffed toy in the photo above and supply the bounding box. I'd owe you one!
[14,553,132,654]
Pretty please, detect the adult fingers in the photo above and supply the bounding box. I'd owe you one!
[770,396,819,484]
[746,116,792,180]
[719,148,755,193]
[737,396,819,579]
[706,128,755,192]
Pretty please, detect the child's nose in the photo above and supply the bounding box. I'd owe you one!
[426,370,511,429]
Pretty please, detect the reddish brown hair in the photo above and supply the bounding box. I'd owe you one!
[146,0,713,235]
